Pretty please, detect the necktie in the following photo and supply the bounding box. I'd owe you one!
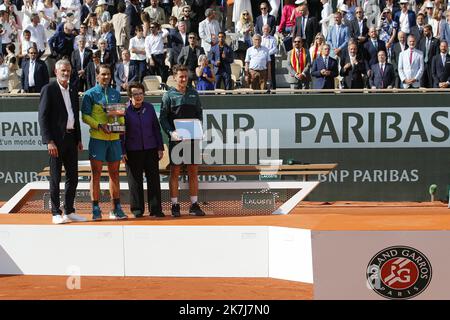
[409,49,413,65]
[443,55,446,67]
[302,17,306,38]
[324,57,328,69]
[425,39,430,63]
[373,40,377,49]
[381,64,384,88]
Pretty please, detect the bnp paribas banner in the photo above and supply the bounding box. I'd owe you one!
[1,104,450,201]
[1,107,449,150]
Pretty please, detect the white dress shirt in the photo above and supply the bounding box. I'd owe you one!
[261,34,278,56]
[123,61,130,82]
[129,36,147,61]
[28,59,36,87]
[79,49,85,68]
[245,46,271,70]
[57,80,75,130]
[144,29,169,57]
[25,23,47,52]
[399,11,410,34]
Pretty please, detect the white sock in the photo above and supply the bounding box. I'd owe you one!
[171,198,178,204]
[190,196,198,204]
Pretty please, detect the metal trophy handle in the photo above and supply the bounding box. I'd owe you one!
[104,103,126,133]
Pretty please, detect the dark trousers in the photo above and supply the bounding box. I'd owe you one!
[131,59,147,82]
[150,53,168,83]
[49,132,78,215]
[215,68,232,89]
[27,86,38,93]
[420,62,432,88]
[269,54,276,89]
[125,148,162,214]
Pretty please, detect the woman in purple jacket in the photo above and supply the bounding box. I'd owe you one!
[122,82,165,218]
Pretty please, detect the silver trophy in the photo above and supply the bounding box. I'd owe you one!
[104,103,126,133]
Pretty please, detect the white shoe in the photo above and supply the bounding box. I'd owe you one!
[52,215,68,224]
[66,213,87,222]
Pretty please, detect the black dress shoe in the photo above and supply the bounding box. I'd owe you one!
[171,203,181,217]
[189,202,205,216]
[153,212,166,218]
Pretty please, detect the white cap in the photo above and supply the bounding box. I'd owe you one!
[425,1,434,8]
[97,0,107,6]
[399,0,408,4]
[295,0,306,5]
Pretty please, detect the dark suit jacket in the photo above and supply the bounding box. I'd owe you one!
[349,18,369,42]
[363,39,387,66]
[255,14,276,36]
[38,81,82,146]
[114,62,138,91]
[292,15,319,49]
[431,53,450,87]
[177,45,205,70]
[168,29,188,66]
[339,54,367,88]
[80,4,91,24]
[209,43,234,75]
[393,10,416,29]
[21,59,49,92]
[71,48,93,73]
[100,49,115,68]
[311,55,339,89]
[125,3,142,36]
[85,61,98,89]
[418,36,439,64]
[391,41,408,72]
[369,63,395,88]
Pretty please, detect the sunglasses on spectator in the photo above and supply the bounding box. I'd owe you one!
[293,40,301,43]
[189,36,196,39]
[29,51,37,54]
[243,13,248,15]
[132,92,144,97]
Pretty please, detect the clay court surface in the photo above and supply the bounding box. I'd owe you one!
[0,201,448,300]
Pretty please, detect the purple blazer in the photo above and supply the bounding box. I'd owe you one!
[122,101,164,153]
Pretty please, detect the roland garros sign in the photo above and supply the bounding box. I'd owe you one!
[366,246,432,300]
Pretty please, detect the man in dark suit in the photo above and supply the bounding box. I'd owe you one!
[363,27,387,67]
[71,36,92,92]
[177,33,205,85]
[418,24,439,88]
[209,31,234,89]
[391,31,408,87]
[292,4,319,49]
[126,0,142,37]
[348,7,368,47]
[86,50,101,89]
[340,42,367,88]
[431,40,450,88]
[369,50,395,88]
[81,0,93,24]
[393,0,416,34]
[38,59,86,224]
[311,43,339,89]
[21,47,49,93]
[114,49,138,92]
[255,2,276,36]
[168,20,189,68]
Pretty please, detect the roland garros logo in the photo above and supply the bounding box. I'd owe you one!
[366,246,432,300]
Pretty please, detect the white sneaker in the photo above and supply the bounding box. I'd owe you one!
[66,213,88,222]
[52,215,68,224]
